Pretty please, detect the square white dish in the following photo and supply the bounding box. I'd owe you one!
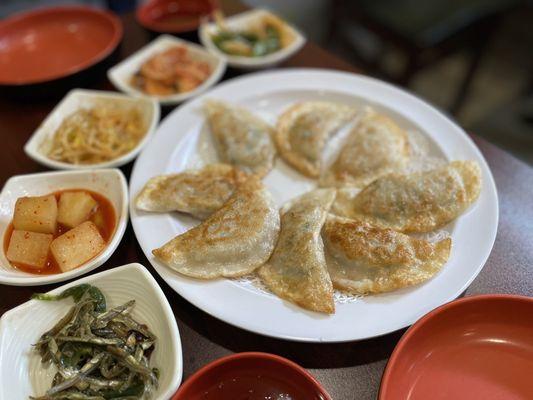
[0,263,183,400]
[24,89,160,170]
[199,9,306,69]
[0,169,128,286]
[108,34,227,105]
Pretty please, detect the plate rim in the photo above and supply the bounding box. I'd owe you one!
[129,68,499,342]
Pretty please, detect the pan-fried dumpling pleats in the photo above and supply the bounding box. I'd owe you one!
[274,102,356,178]
[258,189,336,314]
[204,100,276,178]
[322,216,451,295]
[135,164,248,219]
[152,178,280,279]
[320,108,409,187]
[332,161,482,233]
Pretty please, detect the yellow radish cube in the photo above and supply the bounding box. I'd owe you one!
[50,221,105,272]
[13,195,57,234]
[57,191,97,228]
[6,230,53,269]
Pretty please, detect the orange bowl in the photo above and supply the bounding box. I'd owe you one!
[379,295,533,400]
[0,6,122,85]
[172,352,332,400]
[136,0,218,34]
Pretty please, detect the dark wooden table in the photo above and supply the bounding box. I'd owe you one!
[1,6,532,400]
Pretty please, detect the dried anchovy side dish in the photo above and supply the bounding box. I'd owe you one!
[30,284,159,400]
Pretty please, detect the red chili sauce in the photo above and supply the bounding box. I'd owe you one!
[197,370,323,400]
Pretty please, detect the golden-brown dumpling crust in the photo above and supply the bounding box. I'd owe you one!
[258,189,336,314]
[333,161,482,233]
[323,216,451,295]
[135,163,248,219]
[275,102,356,178]
[204,100,276,178]
[152,177,280,279]
[320,109,409,187]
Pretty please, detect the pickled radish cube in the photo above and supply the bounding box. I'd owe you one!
[13,195,57,234]
[57,191,97,228]
[50,221,105,272]
[91,208,106,235]
[6,230,53,269]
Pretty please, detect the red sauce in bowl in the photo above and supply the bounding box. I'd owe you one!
[172,352,331,400]
[198,369,318,399]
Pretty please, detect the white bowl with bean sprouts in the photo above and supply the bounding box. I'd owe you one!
[24,89,160,170]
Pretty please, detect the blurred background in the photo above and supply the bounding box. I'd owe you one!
[2,0,532,164]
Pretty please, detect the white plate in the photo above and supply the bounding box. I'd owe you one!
[24,89,160,170]
[0,169,128,286]
[199,9,306,69]
[0,263,182,400]
[129,69,498,342]
[108,34,227,105]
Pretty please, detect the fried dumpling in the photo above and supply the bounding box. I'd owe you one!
[135,163,248,219]
[320,108,409,187]
[323,216,451,295]
[274,102,356,178]
[204,99,276,178]
[332,161,482,233]
[152,177,280,279]
[258,189,336,314]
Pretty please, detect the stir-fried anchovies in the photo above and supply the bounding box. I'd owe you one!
[47,353,107,396]
[29,285,159,400]
[56,336,125,347]
[93,300,136,329]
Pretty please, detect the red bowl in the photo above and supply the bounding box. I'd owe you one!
[136,0,218,34]
[0,6,122,85]
[379,294,533,400]
[172,352,332,400]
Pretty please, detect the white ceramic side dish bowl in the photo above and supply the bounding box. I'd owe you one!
[199,9,306,69]
[0,263,183,400]
[24,89,160,170]
[108,34,227,105]
[0,169,128,286]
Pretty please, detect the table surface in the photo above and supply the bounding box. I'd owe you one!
[1,5,532,400]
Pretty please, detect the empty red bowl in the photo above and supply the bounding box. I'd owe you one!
[136,0,218,34]
[379,294,533,400]
[0,6,122,85]
[172,352,331,400]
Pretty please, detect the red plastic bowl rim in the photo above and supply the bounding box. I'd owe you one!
[172,351,332,399]
[135,0,219,33]
[0,5,123,85]
[378,294,533,399]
